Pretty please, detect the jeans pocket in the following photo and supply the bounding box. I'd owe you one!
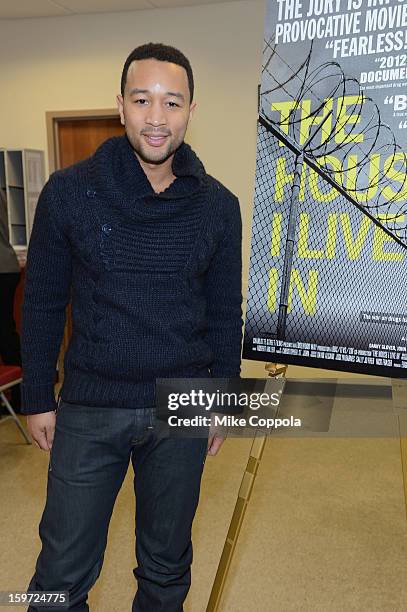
[48,435,55,472]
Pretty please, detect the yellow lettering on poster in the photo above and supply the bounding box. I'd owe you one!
[288,269,319,316]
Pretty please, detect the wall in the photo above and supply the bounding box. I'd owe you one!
[0,0,370,379]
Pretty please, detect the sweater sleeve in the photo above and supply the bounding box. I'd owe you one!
[204,193,243,378]
[20,176,72,415]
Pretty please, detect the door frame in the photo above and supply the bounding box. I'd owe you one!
[46,108,120,173]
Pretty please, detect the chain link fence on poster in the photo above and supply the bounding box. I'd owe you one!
[243,0,407,376]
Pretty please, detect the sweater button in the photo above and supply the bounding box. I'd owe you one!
[102,223,112,235]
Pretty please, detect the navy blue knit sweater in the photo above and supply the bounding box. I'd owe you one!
[20,135,243,415]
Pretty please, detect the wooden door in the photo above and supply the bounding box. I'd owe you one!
[58,117,124,168]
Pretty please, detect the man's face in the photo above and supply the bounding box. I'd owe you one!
[117,58,196,166]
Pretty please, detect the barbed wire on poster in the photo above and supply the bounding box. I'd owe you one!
[260,0,407,244]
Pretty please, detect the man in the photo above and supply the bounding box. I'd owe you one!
[21,43,243,611]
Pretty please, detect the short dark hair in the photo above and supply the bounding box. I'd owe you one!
[120,42,194,102]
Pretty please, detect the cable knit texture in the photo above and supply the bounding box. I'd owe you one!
[21,135,243,415]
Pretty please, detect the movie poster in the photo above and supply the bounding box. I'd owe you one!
[243,0,407,376]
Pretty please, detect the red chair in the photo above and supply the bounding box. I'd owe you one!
[0,365,31,444]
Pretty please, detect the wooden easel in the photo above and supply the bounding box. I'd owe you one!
[206,366,407,611]
[206,363,287,612]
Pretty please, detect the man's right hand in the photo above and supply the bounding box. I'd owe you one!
[26,411,56,451]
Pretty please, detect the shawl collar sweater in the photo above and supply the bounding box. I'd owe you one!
[21,135,243,414]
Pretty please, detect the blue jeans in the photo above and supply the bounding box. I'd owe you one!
[26,400,209,611]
